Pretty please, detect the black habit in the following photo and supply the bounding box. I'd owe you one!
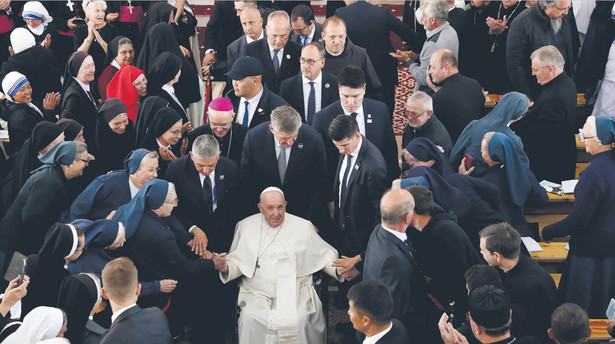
[186,123,248,166]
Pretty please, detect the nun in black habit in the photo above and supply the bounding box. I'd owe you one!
[21,222,85,316]
[145,52,190,127]
[133,96,169,148]
[135,107,184,178]
[0,121,64,217]
[60,51,100,143]
[140,2,175,40]
[57,118,85,142]
[91,98,135,176]
[97,35,132,100]
[57,273,107,344]
[137,22,200,108]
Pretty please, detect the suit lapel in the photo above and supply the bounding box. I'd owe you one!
[340,138,367,208]
[284,126,305,185]
[189,159,208,209]
[110,305,141,329]
[333,154,343,204]
[214,161,226,206]
[295,75,306,118]
[362,101,373,138]
[380,226,416,263]
[265,131,282,183]
[250,91,267,128]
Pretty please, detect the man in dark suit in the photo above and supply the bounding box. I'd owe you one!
[320,16,382,101]
[429,49,485,143]
[240,105,329,229]
[347,280,410,344]
[224,56,289,129]
[335,0,418,117]
[313,65,400,184]
[241,10,301,94]
[188,97,248,165]
[100,257,172,344]
[289,4,323,46]
[279,42,339,124]
[362,189,432,343]
[201,1,243,78]
[226,6,264,78]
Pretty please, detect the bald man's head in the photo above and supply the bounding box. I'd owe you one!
[240,6,263,40]
[380,189,414,226]
[266,11,291,50]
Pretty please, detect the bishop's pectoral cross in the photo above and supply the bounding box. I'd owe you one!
[128,0,133,14]
[66,0,75,12]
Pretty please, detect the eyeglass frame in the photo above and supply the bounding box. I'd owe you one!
[402,109,427,119]
[138,166,160,176]
[553,4,571,14]
[300,57,324,66]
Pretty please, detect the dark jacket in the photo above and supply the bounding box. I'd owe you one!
[224,87,289,129]
[431,72,485,143]
[67,171,132,221]
[0,100,56,155]
[187,123,248,166]
[401,114,453,157]
[166,155,239,252]
[100,305,172,344]
[203,1,243,77]
[240,38,301,94]
[60,81,100,143]
[374,319,410,344]
[289,22,323,45]
[279,72,339,122]
[506,3,579,99]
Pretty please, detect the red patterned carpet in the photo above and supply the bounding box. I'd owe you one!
[393,66,415,135]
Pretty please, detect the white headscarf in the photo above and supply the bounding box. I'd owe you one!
[9,28,36,54]
[23,1,53,35]
[1,72,29,101]
[2,306,64,344]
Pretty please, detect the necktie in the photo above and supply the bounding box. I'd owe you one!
[307,82,316,125]
[86,90,96,106]
[272,49,280,74]
[242,100,250,127]
[340,154,353,202]
[403,239,415,257]
[298,36,303,45]
[350,112,358,120]
[203,176,213,213]
[278,145,287,183]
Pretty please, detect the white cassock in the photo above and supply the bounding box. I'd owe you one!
[220,213,343,344]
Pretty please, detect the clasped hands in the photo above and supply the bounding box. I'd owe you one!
[332,254,362,281]
[187,226,228,272]
[486,15,508,36]
[390,50,419,63]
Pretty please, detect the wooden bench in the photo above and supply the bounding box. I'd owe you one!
[589,319,613,342]
[531,242,568,273]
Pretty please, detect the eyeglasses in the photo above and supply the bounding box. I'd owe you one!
[300,57,323,66]
[554,5,571,14]
[80,159,91,165]
[210,122,232,129]
[578,129,594,141]
[403,110,426,119]
[140,167,160,175]
[292,23,310,34]
[165,198,178,206]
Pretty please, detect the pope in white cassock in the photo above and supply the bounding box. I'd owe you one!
[219,186,343,344]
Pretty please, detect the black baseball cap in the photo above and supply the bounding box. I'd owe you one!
[225,56,263,80]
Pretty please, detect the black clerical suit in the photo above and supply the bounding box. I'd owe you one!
[322,38,382,101]
[289,22,323,46]
[376,319,410,344]
[431,72,485,143]
[166,155,239,252]
[100,305,172,344]
[333,137,387,256]
[240,122,329,228]
[362,224,432,343]
[60,81,100,143]
[313,99,400,183]
[240,38,301,94]
[335,0,418,114]
[224,86,289,129]
[279,72,339,123]
[401,114,453,157]
[147,88,190,124]
[187,123,248,166]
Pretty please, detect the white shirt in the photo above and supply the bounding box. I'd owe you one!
[199,170,217,212]
[381,224,407,242]
[156,138,171,149]
[246,30,264,44]
[161,84,186,115]
[74,77,90,92]
[274,135,292,169]
[111,59,121,70]
[128,178,139,199]
[338,136,362,203]
[343,105,366,136]
[238,86,264,126]
[299,24,316,45]
[268,41,284,69]
[302,72,322,117]
[363,322,393,344]
[111,304,137,324]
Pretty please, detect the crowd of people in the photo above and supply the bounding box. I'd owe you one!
[0,0,614,343]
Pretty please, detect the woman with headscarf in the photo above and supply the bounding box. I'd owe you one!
[0,142,92,272]
[1,306,67,344]
[137,22,200,109]
[57,118,85,142]
[97,36,134,100]
[60,51,99,143]
[140,2,175,41]
[21,1,58,47]
[56,273,107,344]
[133,96,168,147]
[0,27,62,105]
[106,65,147,123]
[91,98,135,176]
[0,72,60,154]
[74,0,118,79]
[145,52,190,127]
[0,121,64,216]
[542,116,615,317]
[135,107,184,178]
[66,219,174,298]
[21,223,85,316]
[450,92,530,176]
[402,137,454,177]
[67,148,158,221]
[460,132,548,238]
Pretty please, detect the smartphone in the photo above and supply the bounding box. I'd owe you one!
[464,154,473,171]
[17,258,26,286]
[3,252,26,284]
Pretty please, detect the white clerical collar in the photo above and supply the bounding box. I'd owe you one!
[156,138,171,149]
[162,84,175,95]
[111,59,121,70]
[128,177,140,199]
[246,30,264,44]
[302,71,322,85]
[73,77,90,92]
[326,46,344,56]
[363,322,393,344]
[381,224,407,242]
[111,304,137,324]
